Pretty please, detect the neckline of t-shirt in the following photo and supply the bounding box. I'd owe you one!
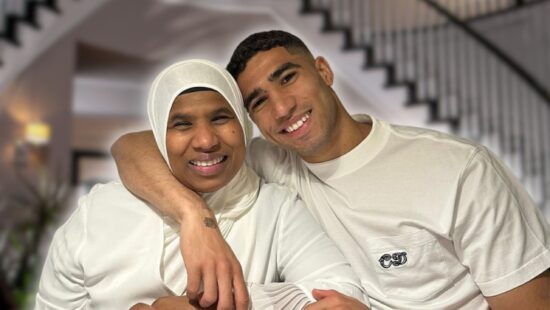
[305,114,389,181]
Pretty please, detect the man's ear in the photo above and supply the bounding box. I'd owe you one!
[315,56,334,86]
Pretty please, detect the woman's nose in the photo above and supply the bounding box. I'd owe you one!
[192,123,219,151]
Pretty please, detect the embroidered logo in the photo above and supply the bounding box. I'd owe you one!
[378,252,407,269]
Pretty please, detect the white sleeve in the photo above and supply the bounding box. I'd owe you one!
[453,146,550,296]
[247,138,305,190]
[247,195,369,309]
[35,200,89,310]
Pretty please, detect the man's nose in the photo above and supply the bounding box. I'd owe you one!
[192,123,219,151]
[272,93,296,121]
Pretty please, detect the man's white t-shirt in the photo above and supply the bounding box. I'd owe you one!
[247,115,550,309]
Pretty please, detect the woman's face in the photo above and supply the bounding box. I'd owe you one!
[166,90,245,193]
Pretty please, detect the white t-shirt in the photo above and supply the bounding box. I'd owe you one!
[247,115,550,309]
[36,181,367,310]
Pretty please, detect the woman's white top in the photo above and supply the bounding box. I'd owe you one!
[35,181,367,309]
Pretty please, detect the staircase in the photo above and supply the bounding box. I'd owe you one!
[0,0,110,95]
[301,0,550,214]
[0,0,59,45]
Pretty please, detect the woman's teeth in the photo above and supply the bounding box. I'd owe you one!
[190,156,225,167]
[285,113,310,133]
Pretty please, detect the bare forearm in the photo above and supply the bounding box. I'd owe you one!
[111,130,208,222]
[486,270,550,310]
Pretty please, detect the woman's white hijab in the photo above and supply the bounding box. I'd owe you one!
[147,59,260,293]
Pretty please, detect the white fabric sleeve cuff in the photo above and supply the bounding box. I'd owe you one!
[247,283,313,310]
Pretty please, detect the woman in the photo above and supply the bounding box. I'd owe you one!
[35,59,368,309]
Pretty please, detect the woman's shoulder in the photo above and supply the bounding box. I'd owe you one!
[82,181,153,212]
[78,181,160,231]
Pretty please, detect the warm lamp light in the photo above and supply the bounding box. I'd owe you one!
[24,122,51,145]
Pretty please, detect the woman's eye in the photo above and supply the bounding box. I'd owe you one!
[212,115,232,124]
[173,121,192,129]
[281,72,296,84]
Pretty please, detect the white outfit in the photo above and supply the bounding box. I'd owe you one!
[247,114,550,309]
[36,181,366,309]
[36,60,368,309]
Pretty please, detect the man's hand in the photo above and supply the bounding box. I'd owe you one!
[305,289,370,310]
[180,208,249,310]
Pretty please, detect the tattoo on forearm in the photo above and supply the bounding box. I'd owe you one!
[203,217,218,228]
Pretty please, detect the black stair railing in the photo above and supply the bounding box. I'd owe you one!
[302,0,550,213]
[448,0,548,21]
[0,0,59,45]
[0,0,60,77]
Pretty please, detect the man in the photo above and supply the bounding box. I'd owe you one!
[112,30,550,309]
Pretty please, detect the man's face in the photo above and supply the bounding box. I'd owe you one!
[236,47,340,162]
[166,90,245,193]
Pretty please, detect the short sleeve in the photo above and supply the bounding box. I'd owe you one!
[452,147,550,296]
[35,200,89,309]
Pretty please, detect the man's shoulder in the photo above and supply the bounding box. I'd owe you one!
[388,122,481,157]
[258,181,300,199]
[247,137,307,179]
[253,181,313,228]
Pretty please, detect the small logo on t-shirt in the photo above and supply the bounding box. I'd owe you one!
[379,252,407,269]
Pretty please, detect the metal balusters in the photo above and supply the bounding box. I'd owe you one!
[461,1,476,137]
[405,0,417,84]
[355,0,364,47]
[513,72,524,176]
[519,8,534,187]
[421,1,432,101]
[370,0,381,65]
[435,9,450,123]
[350,0,360,47]
[0,0,5,63]
[301,0,550,210]
[494,53,507,154]
[528,6,545,205]
[380,0,391,65]
[456,2,477,135]
[447,20,459,126]
[448,0,462,123]
[394,0,405,83]
[540,3,550,211]
[1,0,6,34]
[426,6,438,104]
[543,101,550,214]
[492,44,503,149]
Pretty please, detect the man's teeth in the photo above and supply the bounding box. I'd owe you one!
[285,113,310,133]
[190,156,224,167]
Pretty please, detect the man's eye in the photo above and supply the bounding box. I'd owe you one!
[281,72,296,85]
[250,97,267,113]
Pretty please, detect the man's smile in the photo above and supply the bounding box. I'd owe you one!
[280,111,312,135]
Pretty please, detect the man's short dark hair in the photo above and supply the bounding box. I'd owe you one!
[226,30,313,79]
